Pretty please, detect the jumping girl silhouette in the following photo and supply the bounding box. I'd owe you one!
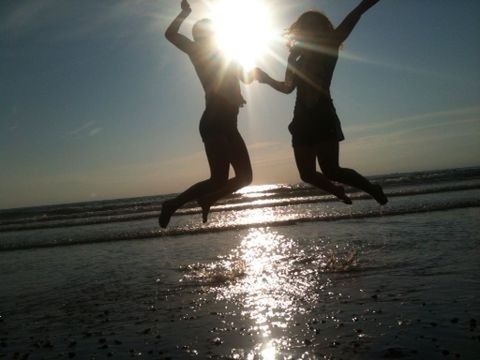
[256,0,387,205]
[160,0,257,227]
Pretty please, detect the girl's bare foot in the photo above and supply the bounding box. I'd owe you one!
[334,185,352,205]
[197,197,211,223]
[371,184,388,205]
[159,200,176,228]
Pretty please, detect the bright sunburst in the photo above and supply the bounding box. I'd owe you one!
[209,0,276,70]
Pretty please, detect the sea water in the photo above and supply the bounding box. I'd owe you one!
[0,167,479,359]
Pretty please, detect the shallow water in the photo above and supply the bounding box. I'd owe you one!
[1,206,479,359]
[1,168,480,358]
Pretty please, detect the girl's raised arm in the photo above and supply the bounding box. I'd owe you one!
[334,0,380,44]
[165,0,195,54]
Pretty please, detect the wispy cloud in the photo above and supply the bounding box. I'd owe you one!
[68,121,95,136]
[67,121,102,137]
[89,127,103,136]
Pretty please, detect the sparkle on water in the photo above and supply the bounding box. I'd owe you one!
[181,227,360,358]
[236,184,288,199]
[237,184,288,195]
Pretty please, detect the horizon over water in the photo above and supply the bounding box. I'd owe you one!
[1,166,479,359]
[0,166,479,252]
[2,165,480,212]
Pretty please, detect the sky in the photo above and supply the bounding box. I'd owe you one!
[1,0,479,209]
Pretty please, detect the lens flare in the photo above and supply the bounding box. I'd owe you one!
[209,0,276,70]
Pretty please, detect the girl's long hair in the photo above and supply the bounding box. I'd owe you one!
[286,11,334,50]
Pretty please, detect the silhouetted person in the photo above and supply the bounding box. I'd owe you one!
[160,0,256,228]
[256,0,387,205]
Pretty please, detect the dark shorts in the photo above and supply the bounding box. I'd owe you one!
[199,97,239,142]
[289,98,345,147]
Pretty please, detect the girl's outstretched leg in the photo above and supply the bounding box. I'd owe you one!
[197,197,211,223]
[159,199,178,228]
[159,136,230,228]
[334,184,352,205]
[198,130,253,222]
[294,146,352,204]
[369,183,388,205]
[318,141,388,205]
[159,178,218,228]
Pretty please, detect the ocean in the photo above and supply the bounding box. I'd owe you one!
[1,167,479,359]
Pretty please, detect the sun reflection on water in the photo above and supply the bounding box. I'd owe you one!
[180,227,361,358]
[261,340,276,360]
[220,206,298,226]
[218,228,320,357]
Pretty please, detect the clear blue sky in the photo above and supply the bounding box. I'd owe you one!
[1,0,479,209]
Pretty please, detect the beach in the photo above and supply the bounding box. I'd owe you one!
[1,168,480,359]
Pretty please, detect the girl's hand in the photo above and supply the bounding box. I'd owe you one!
[253,68,269,83]
[181,0,192,14]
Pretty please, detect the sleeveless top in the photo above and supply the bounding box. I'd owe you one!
[289,41,345,143]
[293,41,340,111]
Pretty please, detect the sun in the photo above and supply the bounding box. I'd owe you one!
[209,0,276,70]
